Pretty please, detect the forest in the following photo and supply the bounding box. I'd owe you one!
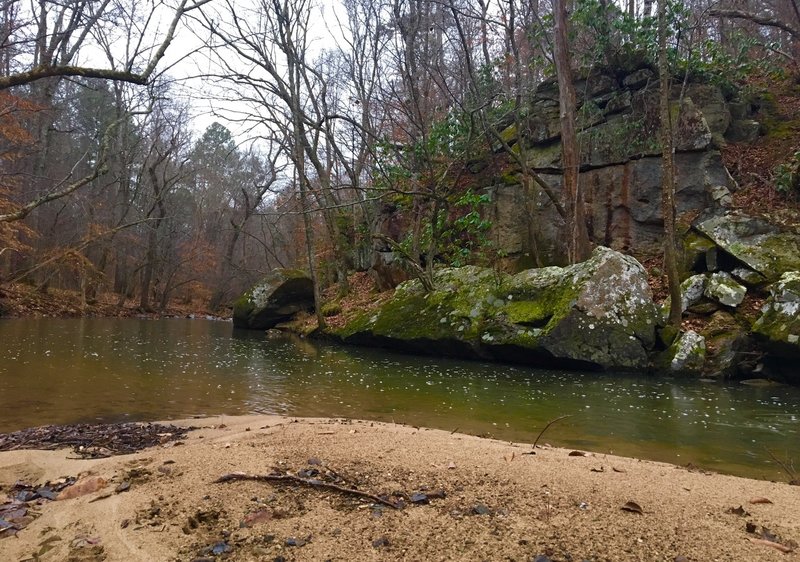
[0,0,797,319]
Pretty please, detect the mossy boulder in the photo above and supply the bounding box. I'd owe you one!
[660,274,708,321]
[704,272,746,307]
[660,330,706,374]
[752,272,800,357]
[335,247,660,370]
[233,269,314,330]
[700,311,750,377]
[694,214,800,281]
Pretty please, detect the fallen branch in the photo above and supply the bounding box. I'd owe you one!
[531,415,572,451]
[213,472,402,509]
[765,447,799,485]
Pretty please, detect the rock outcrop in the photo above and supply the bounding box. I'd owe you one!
[484,69,750,265]
[693,214,800,282]
[335,247,660,370]
[233,269,314,330]
[752,272,800,358]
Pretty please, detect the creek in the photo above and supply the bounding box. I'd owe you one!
[0,318,798,480]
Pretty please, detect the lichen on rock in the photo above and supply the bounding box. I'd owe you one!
[704,272,746,307]
[752,271,800,357]
[334,247,660,371]
[666,330,707,374]
[233,269,314,330]
[694,214,800,281]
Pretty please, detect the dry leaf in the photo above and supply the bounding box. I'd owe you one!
[621,501,643,515]
[590,467,605,473]
[747,537,793,553]
[241,508,273,527]
[57,476,107,501]
[749,497,773,505]
[612,467,627,473]
[726,505,749,516]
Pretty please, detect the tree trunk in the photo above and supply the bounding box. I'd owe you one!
[553,0,590,264]
[139,226,156,311]
[658,0,682,329]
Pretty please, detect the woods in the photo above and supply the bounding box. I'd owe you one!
[1,0,798,313]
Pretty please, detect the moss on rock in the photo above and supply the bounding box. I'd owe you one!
[752,272,800,357]
[233,269,314,330]
[332,247,660,370]
[695,215,800,281]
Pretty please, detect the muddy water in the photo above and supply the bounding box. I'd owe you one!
[1,318,798,480]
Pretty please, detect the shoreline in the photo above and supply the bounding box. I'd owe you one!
[2,415,798,560]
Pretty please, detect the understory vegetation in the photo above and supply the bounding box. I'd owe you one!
[0,0,797,316]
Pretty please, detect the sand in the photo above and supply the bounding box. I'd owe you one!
[1,415,798,561]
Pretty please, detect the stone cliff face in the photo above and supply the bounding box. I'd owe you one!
[485,68,758,266]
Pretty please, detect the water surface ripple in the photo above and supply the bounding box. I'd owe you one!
[1,318,798,480]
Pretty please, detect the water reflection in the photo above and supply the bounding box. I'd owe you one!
[0,318,798,479]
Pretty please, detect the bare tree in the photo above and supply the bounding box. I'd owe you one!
[0,0,211,90]
[553,0,589,263]
[0,0,210,227]
[658,0,681,329]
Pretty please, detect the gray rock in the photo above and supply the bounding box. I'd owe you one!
[704,272,746,307]
[662,274,706,320]
[681,274,707,311]
[371,251,410,291]
[694,214,800,281]
[727,101,749,120]
[499,150,735,262]
[705,246,719,272]
[580,72,618,97]
[674,98,712,151]
[708,184,732,208]
[731,267,767,286]
[685,83,730,138]
[336,247,660,371]
[233,269,314,330]
[726,119,761,143]
[668,331,706,373]
[604,90,632,115]
[622,68,654,89]
[752,272,800,357]
[700,311,750,377]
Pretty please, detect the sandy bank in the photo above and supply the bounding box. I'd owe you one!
[1,415,798,561]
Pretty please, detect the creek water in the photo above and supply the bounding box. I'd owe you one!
[1,318,798,480]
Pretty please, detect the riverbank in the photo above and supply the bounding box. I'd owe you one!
[0,282,226,320]
[1,415,798,561]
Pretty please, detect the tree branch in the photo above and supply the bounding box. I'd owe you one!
[709,9,800,39]
[0,0,214,91]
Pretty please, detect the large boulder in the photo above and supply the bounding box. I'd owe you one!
[694,214,800,281]
[752,272,800,357]
[336,247,660,370]
[233,269,314,330]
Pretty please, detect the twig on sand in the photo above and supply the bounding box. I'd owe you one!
[213,472,402,509]
[747,537,794,553]
[531,415,572,451]
[764,447,799,485]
